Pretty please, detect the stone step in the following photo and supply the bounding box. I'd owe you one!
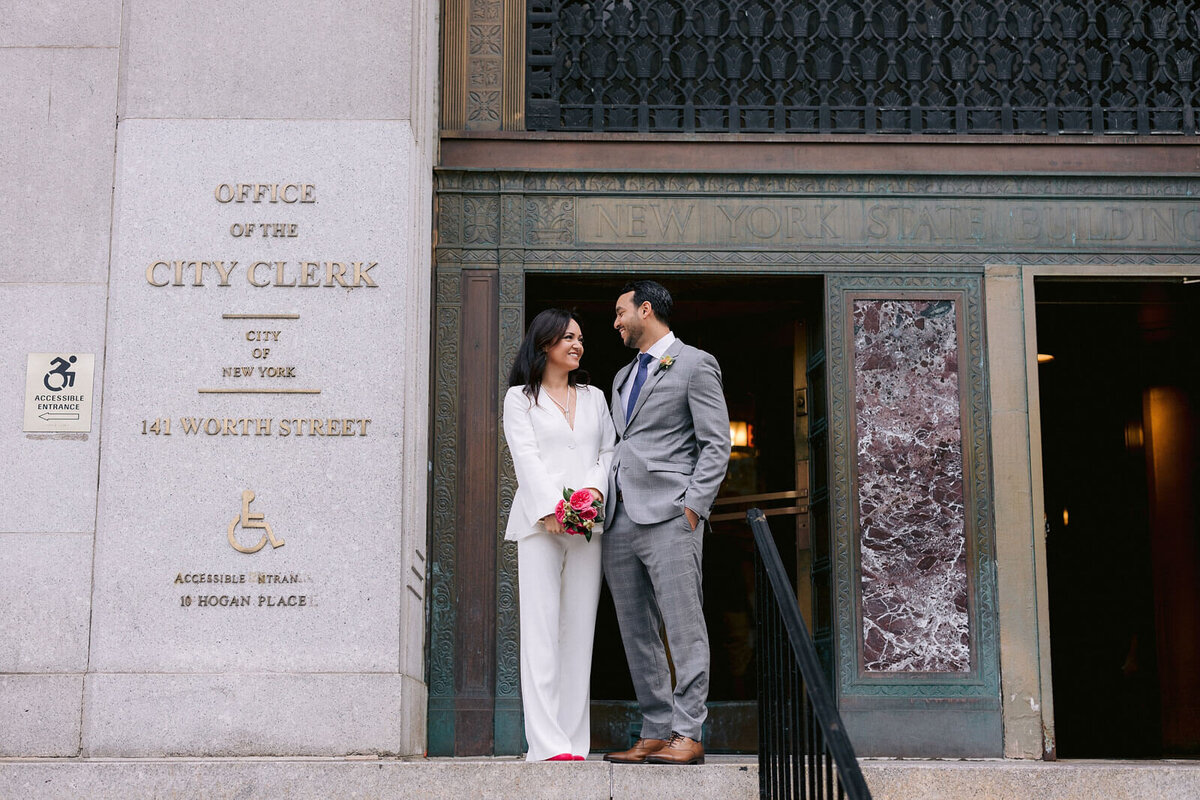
[1,756,1198,800]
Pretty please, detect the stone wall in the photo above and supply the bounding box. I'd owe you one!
[0,0,436,757]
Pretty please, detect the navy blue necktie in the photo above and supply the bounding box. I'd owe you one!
[626,353,654,422]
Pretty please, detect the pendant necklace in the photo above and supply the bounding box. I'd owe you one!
[545,386,572,418]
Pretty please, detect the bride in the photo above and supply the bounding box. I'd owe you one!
[503,309,615,761]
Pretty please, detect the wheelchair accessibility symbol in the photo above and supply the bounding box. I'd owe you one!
[43,355,77,392]
[227,490,285,554]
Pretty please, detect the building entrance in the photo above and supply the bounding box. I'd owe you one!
[524,274,827,753]
[1036,279,1200,758]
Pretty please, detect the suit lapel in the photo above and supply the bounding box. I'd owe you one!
[612,359,635,436]
[625,338,685,429]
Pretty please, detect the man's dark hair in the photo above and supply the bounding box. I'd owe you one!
[622,280,673,326]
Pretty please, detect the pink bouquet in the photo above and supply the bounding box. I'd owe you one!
[554,487,604,542]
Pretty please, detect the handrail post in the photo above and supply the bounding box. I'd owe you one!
[748,507,873,800]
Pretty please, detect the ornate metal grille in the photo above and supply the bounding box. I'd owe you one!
[526,0,1200,134]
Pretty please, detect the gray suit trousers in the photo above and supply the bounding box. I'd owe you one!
[602,498,709,741]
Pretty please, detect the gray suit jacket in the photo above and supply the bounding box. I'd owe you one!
[606,338,731,527]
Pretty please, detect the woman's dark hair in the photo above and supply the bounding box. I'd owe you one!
[621,279,673,326]
[508,308,589,401]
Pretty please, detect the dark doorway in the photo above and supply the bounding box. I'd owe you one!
[1037,278,1200,758]
[523,273,826,753]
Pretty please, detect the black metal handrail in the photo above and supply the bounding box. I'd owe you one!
[749,507,872,800]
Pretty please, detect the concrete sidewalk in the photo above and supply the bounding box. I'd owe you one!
[2,755,1199,799]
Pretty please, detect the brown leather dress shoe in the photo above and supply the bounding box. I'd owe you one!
[602,738,668,763]
[645,733,705,765]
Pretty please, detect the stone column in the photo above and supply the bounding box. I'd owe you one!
[0,0,120,758]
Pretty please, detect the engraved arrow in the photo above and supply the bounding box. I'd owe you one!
[39,412,80,420]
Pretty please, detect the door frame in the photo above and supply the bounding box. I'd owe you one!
[985,261,1200,759]
[429,168,1199,757]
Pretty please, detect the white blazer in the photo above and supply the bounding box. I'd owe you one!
[502,383,616,542]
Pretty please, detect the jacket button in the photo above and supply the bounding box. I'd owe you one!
[622,434,629,440]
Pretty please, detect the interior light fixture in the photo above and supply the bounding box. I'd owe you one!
[1037,353,1055,363]
[729,421,754,448]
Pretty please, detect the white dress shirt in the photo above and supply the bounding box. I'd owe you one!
[617,330,677,416]
[502,383,616,541]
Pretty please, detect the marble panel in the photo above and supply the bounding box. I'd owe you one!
[0,0,121,46]
[91,119,418,680]
[121,0,413,120]
[854,299,969,672]
[0,284,107,532]
[83,673,408,756]
[0,674,83,757]
[0,49,119,283]
[0,533,93,672]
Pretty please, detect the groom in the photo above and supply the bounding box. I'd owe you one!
[602,280,730,766]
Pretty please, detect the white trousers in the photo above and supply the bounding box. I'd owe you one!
[517,530,603,761]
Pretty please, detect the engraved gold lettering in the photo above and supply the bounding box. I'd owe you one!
[326,261,349,287]
[248,261,271,287]
[147,261,170,287]
[213,260,235,285]
[274,261,295,287]
[298,261,321,287]
[352,261,378,287]
[215,183,315,204]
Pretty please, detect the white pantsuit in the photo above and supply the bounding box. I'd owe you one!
[503,383,615,760]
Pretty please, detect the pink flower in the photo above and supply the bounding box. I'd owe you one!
[554,500,567,524]
[569,489,593,511]
[578,506,598,521]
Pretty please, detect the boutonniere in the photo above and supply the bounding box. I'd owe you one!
[655,355,676,375]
